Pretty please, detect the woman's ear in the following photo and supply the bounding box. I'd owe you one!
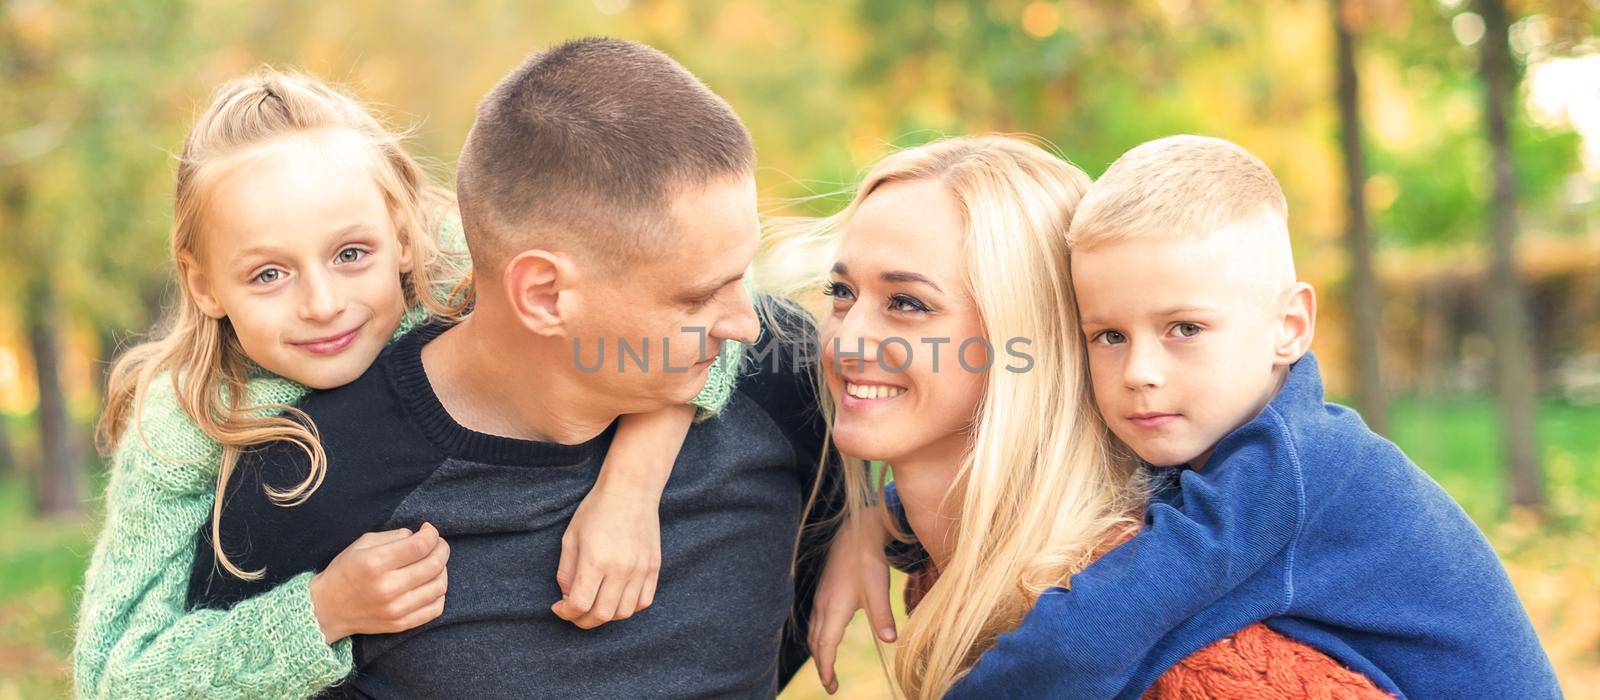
[1273,281,1316,366]
[179,253,227,319]
[502,249,576,336]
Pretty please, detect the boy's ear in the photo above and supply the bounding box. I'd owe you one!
[179,253,227,320]
[1273,281,1316,366]
[502,249,577,337]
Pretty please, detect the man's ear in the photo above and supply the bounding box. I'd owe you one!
[1274,281,1317,366]
[179,253,227,320]
[502,249,576,336]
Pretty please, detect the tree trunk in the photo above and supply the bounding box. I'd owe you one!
[1334,0,1388,435]
[1477,0,1544,513]
[26,276,81,516]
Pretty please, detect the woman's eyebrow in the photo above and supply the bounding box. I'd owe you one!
[881,270,944,294]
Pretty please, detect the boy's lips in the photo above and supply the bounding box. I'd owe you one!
[1127,411,1181,429]
[290,322,366,356]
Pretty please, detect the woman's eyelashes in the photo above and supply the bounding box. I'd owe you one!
[821,281,932,315]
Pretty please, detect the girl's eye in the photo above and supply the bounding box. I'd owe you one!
[822,281,855,302]
[889,294,930,314]
[335,247,368,264]
[1171,323,1202,338]
[252,268,284,285]
[1093,330,1127,346]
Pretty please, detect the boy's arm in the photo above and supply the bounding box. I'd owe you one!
[552,404,694,628]
[75,388,350,700]
[949,410,1306,699]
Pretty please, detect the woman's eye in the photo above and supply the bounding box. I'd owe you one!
[1172,323,1202,338]
[822,281,855,301]
[335,247,368,264]
[889,294,929,314]
[252,268,284,285]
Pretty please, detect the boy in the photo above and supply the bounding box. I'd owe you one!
[948,135,1559,698]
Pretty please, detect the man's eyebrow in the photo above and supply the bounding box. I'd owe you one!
[684,271,745,300]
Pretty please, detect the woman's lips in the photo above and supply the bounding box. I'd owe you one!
[291,323,365,356]
[1128,412,1180,429]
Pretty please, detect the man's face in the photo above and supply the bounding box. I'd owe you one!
[566,173,762,411]
[1072,229,1287,469]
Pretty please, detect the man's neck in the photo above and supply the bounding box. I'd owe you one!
[420,312,618,445]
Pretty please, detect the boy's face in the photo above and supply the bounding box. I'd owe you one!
[1073,226,1306,469]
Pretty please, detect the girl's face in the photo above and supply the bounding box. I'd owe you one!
[184,131,412,389]
[821,178,987,466]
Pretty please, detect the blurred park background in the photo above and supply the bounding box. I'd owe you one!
[2,0,1599,697]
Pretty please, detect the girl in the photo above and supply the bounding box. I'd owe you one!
[74,68,741,699]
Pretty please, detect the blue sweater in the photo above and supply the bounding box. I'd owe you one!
[945,353,1559,699]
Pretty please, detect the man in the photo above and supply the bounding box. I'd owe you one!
[188,38,834,698]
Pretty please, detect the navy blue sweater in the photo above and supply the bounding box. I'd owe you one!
[945,353,1559,699]
[187,300,840,698]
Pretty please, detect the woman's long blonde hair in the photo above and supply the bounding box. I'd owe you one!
[767,135,1146,698]
[97,68,471,580]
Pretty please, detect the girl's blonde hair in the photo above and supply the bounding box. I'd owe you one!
[766,135,1146,698]
[97,68,471,580]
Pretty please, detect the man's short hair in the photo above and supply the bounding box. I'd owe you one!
[1068,135,1288,250]
[456,37,755,271]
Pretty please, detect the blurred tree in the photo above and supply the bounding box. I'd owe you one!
[1477,0,1544,513]
[1335,0,1389,435]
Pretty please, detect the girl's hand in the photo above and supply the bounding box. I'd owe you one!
[552,481,662,629]
[309,522,450,644]
[551,406,689,629]
[809,512,896,694]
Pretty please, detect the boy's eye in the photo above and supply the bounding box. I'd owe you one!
[252,268,285,285]
[335,247,368,264]
[1171,323,1202,338]
[1093,330,1127,346]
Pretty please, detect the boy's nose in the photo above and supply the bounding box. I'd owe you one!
[1123,342,1165,390]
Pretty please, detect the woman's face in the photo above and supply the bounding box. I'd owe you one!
[821,178,988,465]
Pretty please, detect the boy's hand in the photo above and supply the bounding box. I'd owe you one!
[809,512,896,694]
[309,522,450,644]
[552,479,662,629]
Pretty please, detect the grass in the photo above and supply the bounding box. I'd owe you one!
[1,395,1596,698]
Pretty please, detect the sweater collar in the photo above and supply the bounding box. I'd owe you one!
[384,321,617,467]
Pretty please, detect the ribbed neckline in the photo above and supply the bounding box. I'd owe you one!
[386,321,616,467]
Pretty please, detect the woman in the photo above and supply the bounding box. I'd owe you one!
[786,135,1388,698]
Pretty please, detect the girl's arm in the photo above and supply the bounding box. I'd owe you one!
[552,340,744,627]
[74,379,352,699]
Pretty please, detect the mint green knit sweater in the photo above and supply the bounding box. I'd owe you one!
[74,232,745,698]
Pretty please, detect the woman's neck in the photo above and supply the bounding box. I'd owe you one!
[888,448,966,571]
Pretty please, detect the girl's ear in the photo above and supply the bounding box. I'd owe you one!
[396,223,415,274]
[179,253,227,319]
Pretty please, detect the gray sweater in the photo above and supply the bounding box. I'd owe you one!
[187,303,836,699]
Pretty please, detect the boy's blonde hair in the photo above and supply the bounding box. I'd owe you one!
[1068,135,1289,252]
[98,68,470,580]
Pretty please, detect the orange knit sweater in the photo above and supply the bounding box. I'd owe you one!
[904,568,1391,700]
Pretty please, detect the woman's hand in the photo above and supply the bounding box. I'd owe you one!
[808,511,897,694]
[309,522,450,644]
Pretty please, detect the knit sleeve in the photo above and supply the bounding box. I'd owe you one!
[74,376,351,699]
[689,339,744,418]
[1143,623,1391,699]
